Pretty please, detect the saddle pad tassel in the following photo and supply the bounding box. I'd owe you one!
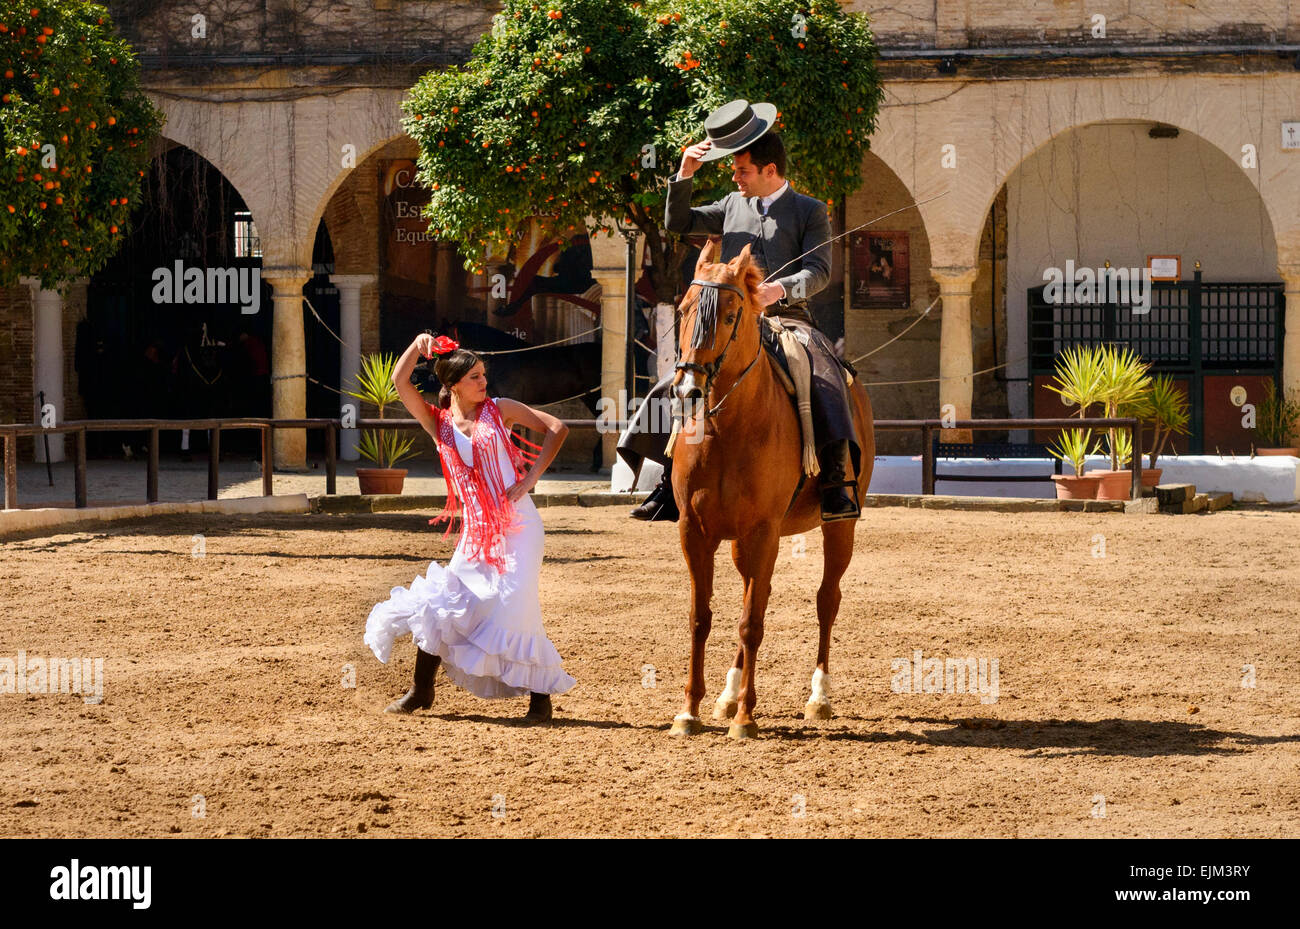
[664,416,681,459]
[777,327,821,478]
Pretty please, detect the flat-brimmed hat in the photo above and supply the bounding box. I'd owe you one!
[697,99,778,162]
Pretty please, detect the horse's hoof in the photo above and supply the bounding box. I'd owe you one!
[669,715,703,736]
[803,700,833,721]
[712,700,738,720]
[726,722,759,740]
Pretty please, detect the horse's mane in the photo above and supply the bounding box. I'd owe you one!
[691,256,765,349]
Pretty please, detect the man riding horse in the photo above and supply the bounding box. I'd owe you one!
[617,99,862,523]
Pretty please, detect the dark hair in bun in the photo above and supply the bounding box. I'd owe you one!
[431,348,483,410]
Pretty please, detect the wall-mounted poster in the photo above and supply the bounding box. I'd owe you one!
[850,230,910,308]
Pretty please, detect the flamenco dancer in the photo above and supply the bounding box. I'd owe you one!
[364,332,576,722]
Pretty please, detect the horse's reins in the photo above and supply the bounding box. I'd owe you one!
[674,277,763,419]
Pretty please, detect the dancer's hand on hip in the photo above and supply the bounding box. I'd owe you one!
[505,480,533,503]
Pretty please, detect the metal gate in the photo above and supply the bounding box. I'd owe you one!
[1028,271,1285,452]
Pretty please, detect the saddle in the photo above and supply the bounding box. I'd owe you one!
[759,317,857,389]
[758,317,857,477]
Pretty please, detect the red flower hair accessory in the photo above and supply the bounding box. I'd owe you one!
[427,335,459,357]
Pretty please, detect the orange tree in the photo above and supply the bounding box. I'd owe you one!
[403,0,882,306]
[0,1,163,291]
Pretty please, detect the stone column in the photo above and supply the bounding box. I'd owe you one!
[589,231,633,472]
[1280,265,1300,398]
[328,273,376,462]
[21,277,66,462]
[933,266,979,443]
[262,269,313,470]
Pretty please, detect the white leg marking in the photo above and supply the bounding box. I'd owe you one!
[717,667,742,704]
[810,668,831,704]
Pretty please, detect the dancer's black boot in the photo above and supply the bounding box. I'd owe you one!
[629,461,678,522]
[818,439,861,522]
[384,648,440,713]
[523,692,553,723]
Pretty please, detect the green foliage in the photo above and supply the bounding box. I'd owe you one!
[401,0,883,299]
[1095,344,1151,470]
[649,0,882,207]
[344,353,419,469]
[1047,344,1104,417]
[0,1,165,290]
[403,0,672,271]
[1048,427,1099,477]
[1096,345,1152,419]
[1106,426,1133,469]
[1254,384,1300,449]
[356,430,419,471]
[1143,373,1190,467]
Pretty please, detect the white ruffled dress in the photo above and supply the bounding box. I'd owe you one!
[364,421,576,699]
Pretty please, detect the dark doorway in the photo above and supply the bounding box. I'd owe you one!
[84,143,270,457]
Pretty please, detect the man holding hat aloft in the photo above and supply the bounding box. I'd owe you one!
[617,99,862,524]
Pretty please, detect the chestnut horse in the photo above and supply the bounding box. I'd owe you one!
[668,241,875,739]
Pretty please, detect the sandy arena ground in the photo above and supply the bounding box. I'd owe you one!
[1,504,1297,838]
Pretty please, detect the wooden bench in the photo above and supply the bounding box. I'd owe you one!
[932,439,1063,487]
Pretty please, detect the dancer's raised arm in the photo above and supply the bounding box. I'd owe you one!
[392,333,440,439]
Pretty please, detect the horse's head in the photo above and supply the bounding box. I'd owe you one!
[673,240,764,407]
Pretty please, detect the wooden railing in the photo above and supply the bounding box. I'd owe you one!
[0,417,598,510]
[1,416,1141,510]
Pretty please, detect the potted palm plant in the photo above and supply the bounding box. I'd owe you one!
[1048,428,1102,499]
[1093,345,1152,500]
[1253,386,1300,456]
[344,353,419,495]
[1138,374,1191,485]
[1046,344,1104,416]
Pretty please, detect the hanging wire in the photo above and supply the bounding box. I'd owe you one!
[847,296,942,366]
[858,356,1027,387]
[760,191,951,285]
[473,327,602,354]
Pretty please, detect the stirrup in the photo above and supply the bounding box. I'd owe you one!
[819,480,860,522]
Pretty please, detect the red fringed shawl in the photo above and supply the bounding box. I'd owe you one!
[427,398,542,573]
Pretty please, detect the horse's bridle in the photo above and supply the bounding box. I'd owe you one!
[674,277,763,419]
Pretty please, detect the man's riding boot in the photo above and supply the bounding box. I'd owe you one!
[629,463,679,522]
[384,648,441,713]
[818,439,861,522]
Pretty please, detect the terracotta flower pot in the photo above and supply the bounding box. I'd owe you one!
[1051,474,1101,500]
[1140,468,1163,488]
[356,467,407,495]
[1093,469,1134,500]
[1256,447,1299,457]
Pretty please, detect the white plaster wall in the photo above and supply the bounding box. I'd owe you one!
[1005,122,1278,418]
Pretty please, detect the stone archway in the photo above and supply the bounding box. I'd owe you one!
[867,71,1300,433]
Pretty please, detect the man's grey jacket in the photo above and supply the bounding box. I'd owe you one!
[663,171,832,327]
